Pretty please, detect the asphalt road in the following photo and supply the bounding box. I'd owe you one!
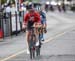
[0,11,75,61]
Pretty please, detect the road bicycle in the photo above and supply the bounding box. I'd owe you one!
[28,27,41,59]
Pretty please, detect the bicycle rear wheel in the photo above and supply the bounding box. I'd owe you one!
[29,48,32,59]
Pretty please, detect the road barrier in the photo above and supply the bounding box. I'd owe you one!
[0,11,4,39]
[0,11,25,38]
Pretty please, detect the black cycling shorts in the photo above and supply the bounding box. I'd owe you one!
[27,21,34,31]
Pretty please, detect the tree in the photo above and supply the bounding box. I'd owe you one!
[1,0,7,4]
[0,0,15,4]
[9,0,15,4]
[29,0,32,2]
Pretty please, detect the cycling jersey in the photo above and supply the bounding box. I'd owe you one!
[24,11,40,23]
[40,11,46,24]
[24,11,41,30]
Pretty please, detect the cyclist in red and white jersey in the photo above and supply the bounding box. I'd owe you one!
[24,7,41,54]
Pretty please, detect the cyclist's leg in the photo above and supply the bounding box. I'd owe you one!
[39,26,44,41]
[26,31,30,44]
[26,30,29,54]
[26,30,31,54]
[42,27,44,41]
[43,20,47,33]
[34,27,40,46]
[40,21,45,42]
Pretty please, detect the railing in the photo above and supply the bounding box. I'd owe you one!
[0,11,25,38]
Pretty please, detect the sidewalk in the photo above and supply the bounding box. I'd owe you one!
[6,28,75,61]
[0,32,25,44]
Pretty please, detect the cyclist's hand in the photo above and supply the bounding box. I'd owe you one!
[34,23,42,28]
[24,23,27,29]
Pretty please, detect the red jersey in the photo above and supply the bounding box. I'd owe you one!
[24,11,41,24]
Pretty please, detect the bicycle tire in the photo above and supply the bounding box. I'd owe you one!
[30,48,32,59]
[38,46,40,56]
[33,49,35,58]
[36,46,40,56]
[29,34,36,59]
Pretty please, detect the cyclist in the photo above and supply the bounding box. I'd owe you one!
[39,9,47,42]
[24,7,41,54]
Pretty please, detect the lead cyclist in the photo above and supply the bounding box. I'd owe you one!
[24,7,41,54]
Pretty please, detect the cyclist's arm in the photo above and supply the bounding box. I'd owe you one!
[24,13,29,26]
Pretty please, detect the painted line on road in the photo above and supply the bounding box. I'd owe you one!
[43,31,66,44]
[0,50,27,61]
[0,26,75,61]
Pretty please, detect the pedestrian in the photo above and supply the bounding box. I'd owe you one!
[45,4,49,12]
[5,4,11,18]
[20,3,26,16]
[57,4,62,12]
[61,3,66,12]
[50,5,54,12]
[10,4,19,32]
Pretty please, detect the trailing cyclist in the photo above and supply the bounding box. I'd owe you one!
[39,9,47,43]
